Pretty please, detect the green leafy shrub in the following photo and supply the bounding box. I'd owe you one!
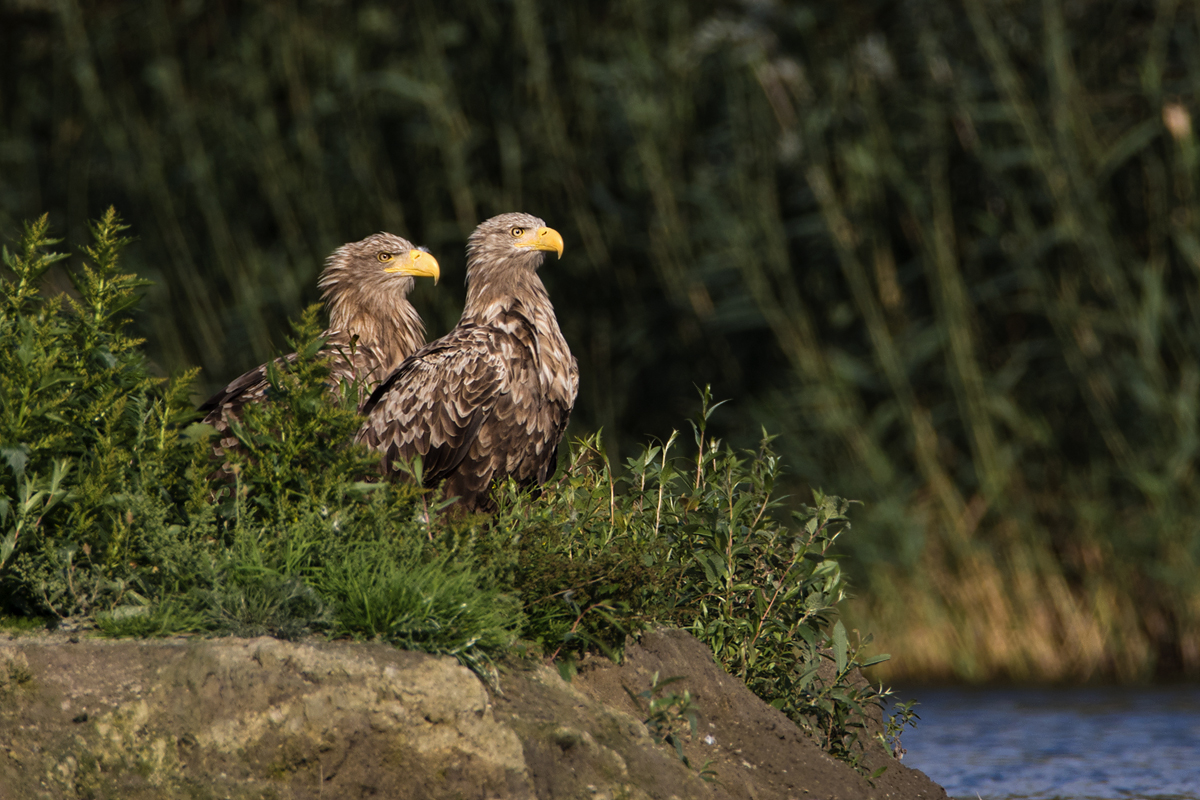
[1,211,200,616]
[2,212,896,764]
[477,388,893,758]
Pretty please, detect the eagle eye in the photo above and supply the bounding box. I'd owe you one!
[510,226,525,238]
[377,252,393,262]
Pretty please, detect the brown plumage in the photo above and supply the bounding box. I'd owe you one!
[356,212,579,512]
[201,232,440,450]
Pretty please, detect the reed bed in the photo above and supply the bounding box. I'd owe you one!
[2,0,1198,681]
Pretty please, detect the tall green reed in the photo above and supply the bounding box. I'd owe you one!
[4,0,1200,680]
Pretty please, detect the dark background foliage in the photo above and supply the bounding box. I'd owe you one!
[3,0,1199,682]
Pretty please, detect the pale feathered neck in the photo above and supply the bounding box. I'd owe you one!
[320,263,425,365]
[461,244,550,323]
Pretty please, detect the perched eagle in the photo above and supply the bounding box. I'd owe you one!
[201,232,440,449]
[357,212,579,512]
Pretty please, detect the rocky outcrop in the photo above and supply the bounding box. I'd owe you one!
[0,628,946,799]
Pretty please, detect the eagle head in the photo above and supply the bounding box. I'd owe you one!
[468,213,565,271]
[320,232,441,301]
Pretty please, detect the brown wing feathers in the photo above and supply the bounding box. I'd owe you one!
[357,212,579,512]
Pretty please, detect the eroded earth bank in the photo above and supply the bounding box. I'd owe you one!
[0,628,946,799]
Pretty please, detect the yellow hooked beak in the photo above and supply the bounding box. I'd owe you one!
[384,249,440,284]
[515,226,565,259]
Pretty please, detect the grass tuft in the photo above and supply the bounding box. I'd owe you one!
[317,544,523,657]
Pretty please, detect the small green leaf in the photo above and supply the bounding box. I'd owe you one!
[833,621,848,675]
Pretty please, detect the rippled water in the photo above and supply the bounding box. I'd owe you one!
[891,685,1200,799]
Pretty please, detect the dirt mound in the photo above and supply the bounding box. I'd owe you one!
[0,628,945,799]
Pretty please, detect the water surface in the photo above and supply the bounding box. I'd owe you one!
[892,685,1200,800]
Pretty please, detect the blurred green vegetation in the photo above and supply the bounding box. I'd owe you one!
[2,0,1199,682]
